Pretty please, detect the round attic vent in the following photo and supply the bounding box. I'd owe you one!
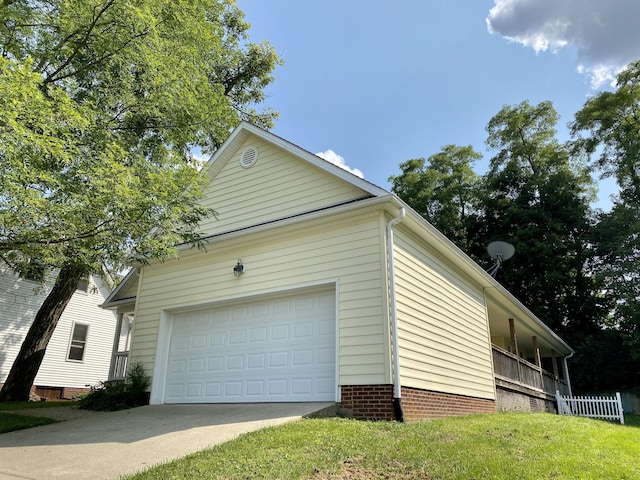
[240,147,258,168]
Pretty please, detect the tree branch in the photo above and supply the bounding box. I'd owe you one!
[41,0,117,86]
[0,218,117,251]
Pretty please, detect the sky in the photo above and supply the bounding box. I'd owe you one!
[235,0,640,210]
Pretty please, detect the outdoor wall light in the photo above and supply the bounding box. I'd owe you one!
[233,259,245,277]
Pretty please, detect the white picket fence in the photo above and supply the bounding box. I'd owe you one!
[556,391,624,424]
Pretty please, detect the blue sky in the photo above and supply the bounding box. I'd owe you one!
[235,0,640,209]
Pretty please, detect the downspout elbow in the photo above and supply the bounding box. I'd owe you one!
[387,207,405,421]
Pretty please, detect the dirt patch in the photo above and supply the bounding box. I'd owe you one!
[311,458,429,480]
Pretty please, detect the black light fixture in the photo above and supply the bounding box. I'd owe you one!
[233,258,245,277]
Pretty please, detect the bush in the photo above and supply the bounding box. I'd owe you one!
[79,362,150,411]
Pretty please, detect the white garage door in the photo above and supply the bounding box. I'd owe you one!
[164,287,336,403]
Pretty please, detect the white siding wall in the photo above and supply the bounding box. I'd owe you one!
[393,229,495,400]
[198,137,371,236]
[0,269,42,382]
[0,268,118,388]
[129,212,390,388]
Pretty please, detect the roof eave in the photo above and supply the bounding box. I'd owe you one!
[384,196,574,355]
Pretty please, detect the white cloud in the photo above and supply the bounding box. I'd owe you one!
[487,0,640,87]
[315,149,364,178]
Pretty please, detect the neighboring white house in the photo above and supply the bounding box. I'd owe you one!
[102,122,573,421]
[0,266,123,399]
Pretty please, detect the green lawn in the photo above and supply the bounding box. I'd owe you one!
[0,412,58,433]
[127,413,640,480]
[0,400,77,411]
[0,401,77,433]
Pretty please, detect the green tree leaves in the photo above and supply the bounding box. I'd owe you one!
[480,101,599,338]
[0,0,281,400]
[389,145,481,250]
[0,0,281,276]
[572,62,640,366]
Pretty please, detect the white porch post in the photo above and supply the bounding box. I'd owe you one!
[108,313,124,381]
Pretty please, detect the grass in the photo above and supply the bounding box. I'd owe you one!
[0,412,58,433]
[0,400,78,411]
[0,401,77,433]
[126,413,640,480]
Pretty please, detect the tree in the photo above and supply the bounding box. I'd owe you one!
[389,145,482,250]
[572,61,640,362]
[0,0,281,401]
[572,60,640,202]
[480,101,600,337]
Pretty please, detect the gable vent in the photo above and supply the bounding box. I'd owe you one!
[240,147,258,168]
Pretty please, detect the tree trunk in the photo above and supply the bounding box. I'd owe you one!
[0,262,85,402]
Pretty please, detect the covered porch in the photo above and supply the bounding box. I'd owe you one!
[100,270,138,381]
[109,312,133,381]
[486,292,573,411]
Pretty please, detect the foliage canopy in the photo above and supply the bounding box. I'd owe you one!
[0,0,281,401]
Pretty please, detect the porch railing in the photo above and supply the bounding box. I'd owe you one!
[557,391,624,424]
[492,345,569,397]
[110,351,129,381]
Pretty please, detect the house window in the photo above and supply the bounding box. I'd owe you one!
[67,323,89,362]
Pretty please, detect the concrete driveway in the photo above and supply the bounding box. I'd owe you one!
[0,402,333,480]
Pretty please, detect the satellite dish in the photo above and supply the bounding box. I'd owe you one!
[487,241,515,262]
[487,241,515,277]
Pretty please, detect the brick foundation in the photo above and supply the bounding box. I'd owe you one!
[339,384,496,421]
[338,384,395,421]
[0,384,90,401]
[401,386,496,421]
[60,387,91,399]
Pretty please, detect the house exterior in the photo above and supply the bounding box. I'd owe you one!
[0,268,121,399]
[102,122,573,421]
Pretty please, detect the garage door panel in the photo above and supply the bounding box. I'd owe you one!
[210,333,225,346]
[165,287,336,403]
[166,374,332,403]
[250,327,267,343]
[208,357,223,372]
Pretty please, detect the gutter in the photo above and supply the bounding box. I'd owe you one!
[387,206,406,422]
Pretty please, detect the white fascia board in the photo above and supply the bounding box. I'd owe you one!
[99,296,136,310]
[100,268,138,309]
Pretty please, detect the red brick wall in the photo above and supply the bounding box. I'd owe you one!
[339,384,395,421]
[401,386,496,421]
[339,384,496,422]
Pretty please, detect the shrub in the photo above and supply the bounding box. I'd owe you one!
[79,362,150,411]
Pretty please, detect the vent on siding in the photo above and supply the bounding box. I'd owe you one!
[240,147,258,168]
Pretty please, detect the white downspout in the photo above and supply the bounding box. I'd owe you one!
[387,207,405,421]
[562,352,574,397]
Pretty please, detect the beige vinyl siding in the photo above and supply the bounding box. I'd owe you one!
[197,137,370,236]
[393,228,495,400]
[129,212,390,387]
